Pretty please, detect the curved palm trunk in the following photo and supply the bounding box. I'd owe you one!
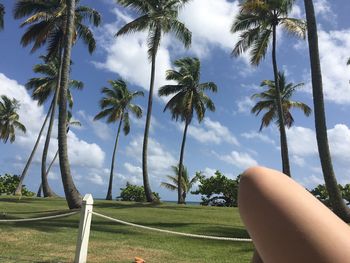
[41,88,59,197]
[142,30,160,203]
[58,0,81,209]
[14,102,53,195]
[178,120,189,204]
[36,183,42,197]
[272,23,291,177]
[106,117,123,200]
[304,0,350,222]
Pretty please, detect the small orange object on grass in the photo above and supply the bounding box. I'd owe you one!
[134,256,145,263]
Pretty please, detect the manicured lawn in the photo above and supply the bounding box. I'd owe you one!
[0,196,253,262]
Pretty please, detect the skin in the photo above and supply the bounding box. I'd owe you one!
[238,166,350,263]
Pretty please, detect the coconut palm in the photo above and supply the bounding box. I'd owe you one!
[0,3,4,30]
[159,57,217,204]
[94,79,144,200]
[231,0,306,177]
[15,56,83,197]
[161,165,202,203]
[37,111,81,197]
[251,71,311,131]
[304,0,350,222]
[0,95,26,143]
[116,0,192,202]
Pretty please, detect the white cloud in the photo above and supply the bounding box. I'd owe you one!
[241,131,276,145]
[314,0,336,22]
[77,110,112,141]
[125,135,177,179]
[287,126,318,157]
[214,150,258,170]
[124,162,142,176]
[235,96,254,115]
[184,117,239,146]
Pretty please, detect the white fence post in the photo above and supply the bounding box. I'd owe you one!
[74,194,94,263]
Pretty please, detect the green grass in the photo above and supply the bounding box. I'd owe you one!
[0,196,253,262]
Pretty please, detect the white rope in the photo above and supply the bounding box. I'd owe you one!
[0,210,79,223]
[92,211,252,242]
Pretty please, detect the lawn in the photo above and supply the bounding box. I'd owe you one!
[0,196,253,262]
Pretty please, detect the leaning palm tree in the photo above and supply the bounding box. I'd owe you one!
[15,56,83,197]
[0,95,26,143]
[14,0,100,208]
[0,3,4,30]
[251,71,311,131]
[231,0,306,177]
[161,165,202,203]
[304,0,350,222]
[159,57,217,204]
[116,0,192,202]
[94,79,144,200]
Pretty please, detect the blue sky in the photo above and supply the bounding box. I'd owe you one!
[1,0,350,201]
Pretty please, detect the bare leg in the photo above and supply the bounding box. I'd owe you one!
[238,166,350,263]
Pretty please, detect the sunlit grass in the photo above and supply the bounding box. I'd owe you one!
[0,196,253,262]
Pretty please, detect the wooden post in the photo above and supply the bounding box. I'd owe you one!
[74,194,93,263]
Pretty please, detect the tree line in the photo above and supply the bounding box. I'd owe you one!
[0,0,349,223]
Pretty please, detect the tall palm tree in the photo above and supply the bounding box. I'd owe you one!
[116,0,192,202]
[159,57,217,204]
[57,0,81,209]
[94,79,144,200]
[0,3,4,30]
[304,0,350,222]
[15,56,83,196]
[231,0,306,177]
[251,71,311,131]
[0,95,26,143]
[161,165,202,203]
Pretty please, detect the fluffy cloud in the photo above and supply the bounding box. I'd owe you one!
[184,117,239,146]
[214,150,258,170]
[125,135,177,180]
[77,110,112,141]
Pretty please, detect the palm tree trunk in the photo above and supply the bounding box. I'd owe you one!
[46,150,58,178]
[304,0,350,222]
[41,87,59,197]
[14,101,53,195]
[106,117,123,200]
[36,183,42,197]
[58,0,81,209]
[178,120,189,204]
[272,23,291,177]
[142,29,161,203]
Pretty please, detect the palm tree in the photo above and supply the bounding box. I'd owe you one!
[15,56,83,197]
[0,3,4,30]
[94,79,144,200]
[161,165,202,203]
[231,0,306,177]
[159,57,217,204]
[116,0,192,202]
[251,71,311,131]
[304,0,350,222]
[0,95,26,143]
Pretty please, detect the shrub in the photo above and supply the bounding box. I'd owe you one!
[117,182,160,202]
[0,174,35,196]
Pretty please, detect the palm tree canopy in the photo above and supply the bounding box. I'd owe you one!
[13,0,101,58]
[116,0,192,59]
[161,165,202,194]
[94,79,144,135]
[251,71,311,130]
[0,95,26,143]
[159,57,217,124]
[231,0,306,65]
[25,55,83,107]
[0,3,4,30]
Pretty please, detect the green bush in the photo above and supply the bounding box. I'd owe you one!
[117,182,160,202]
[310,184,350,207]
[0,174,35,196]
[191,171,240,207]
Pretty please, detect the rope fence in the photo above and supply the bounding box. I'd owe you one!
[0,210,80,223]
[92,211,252,242]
